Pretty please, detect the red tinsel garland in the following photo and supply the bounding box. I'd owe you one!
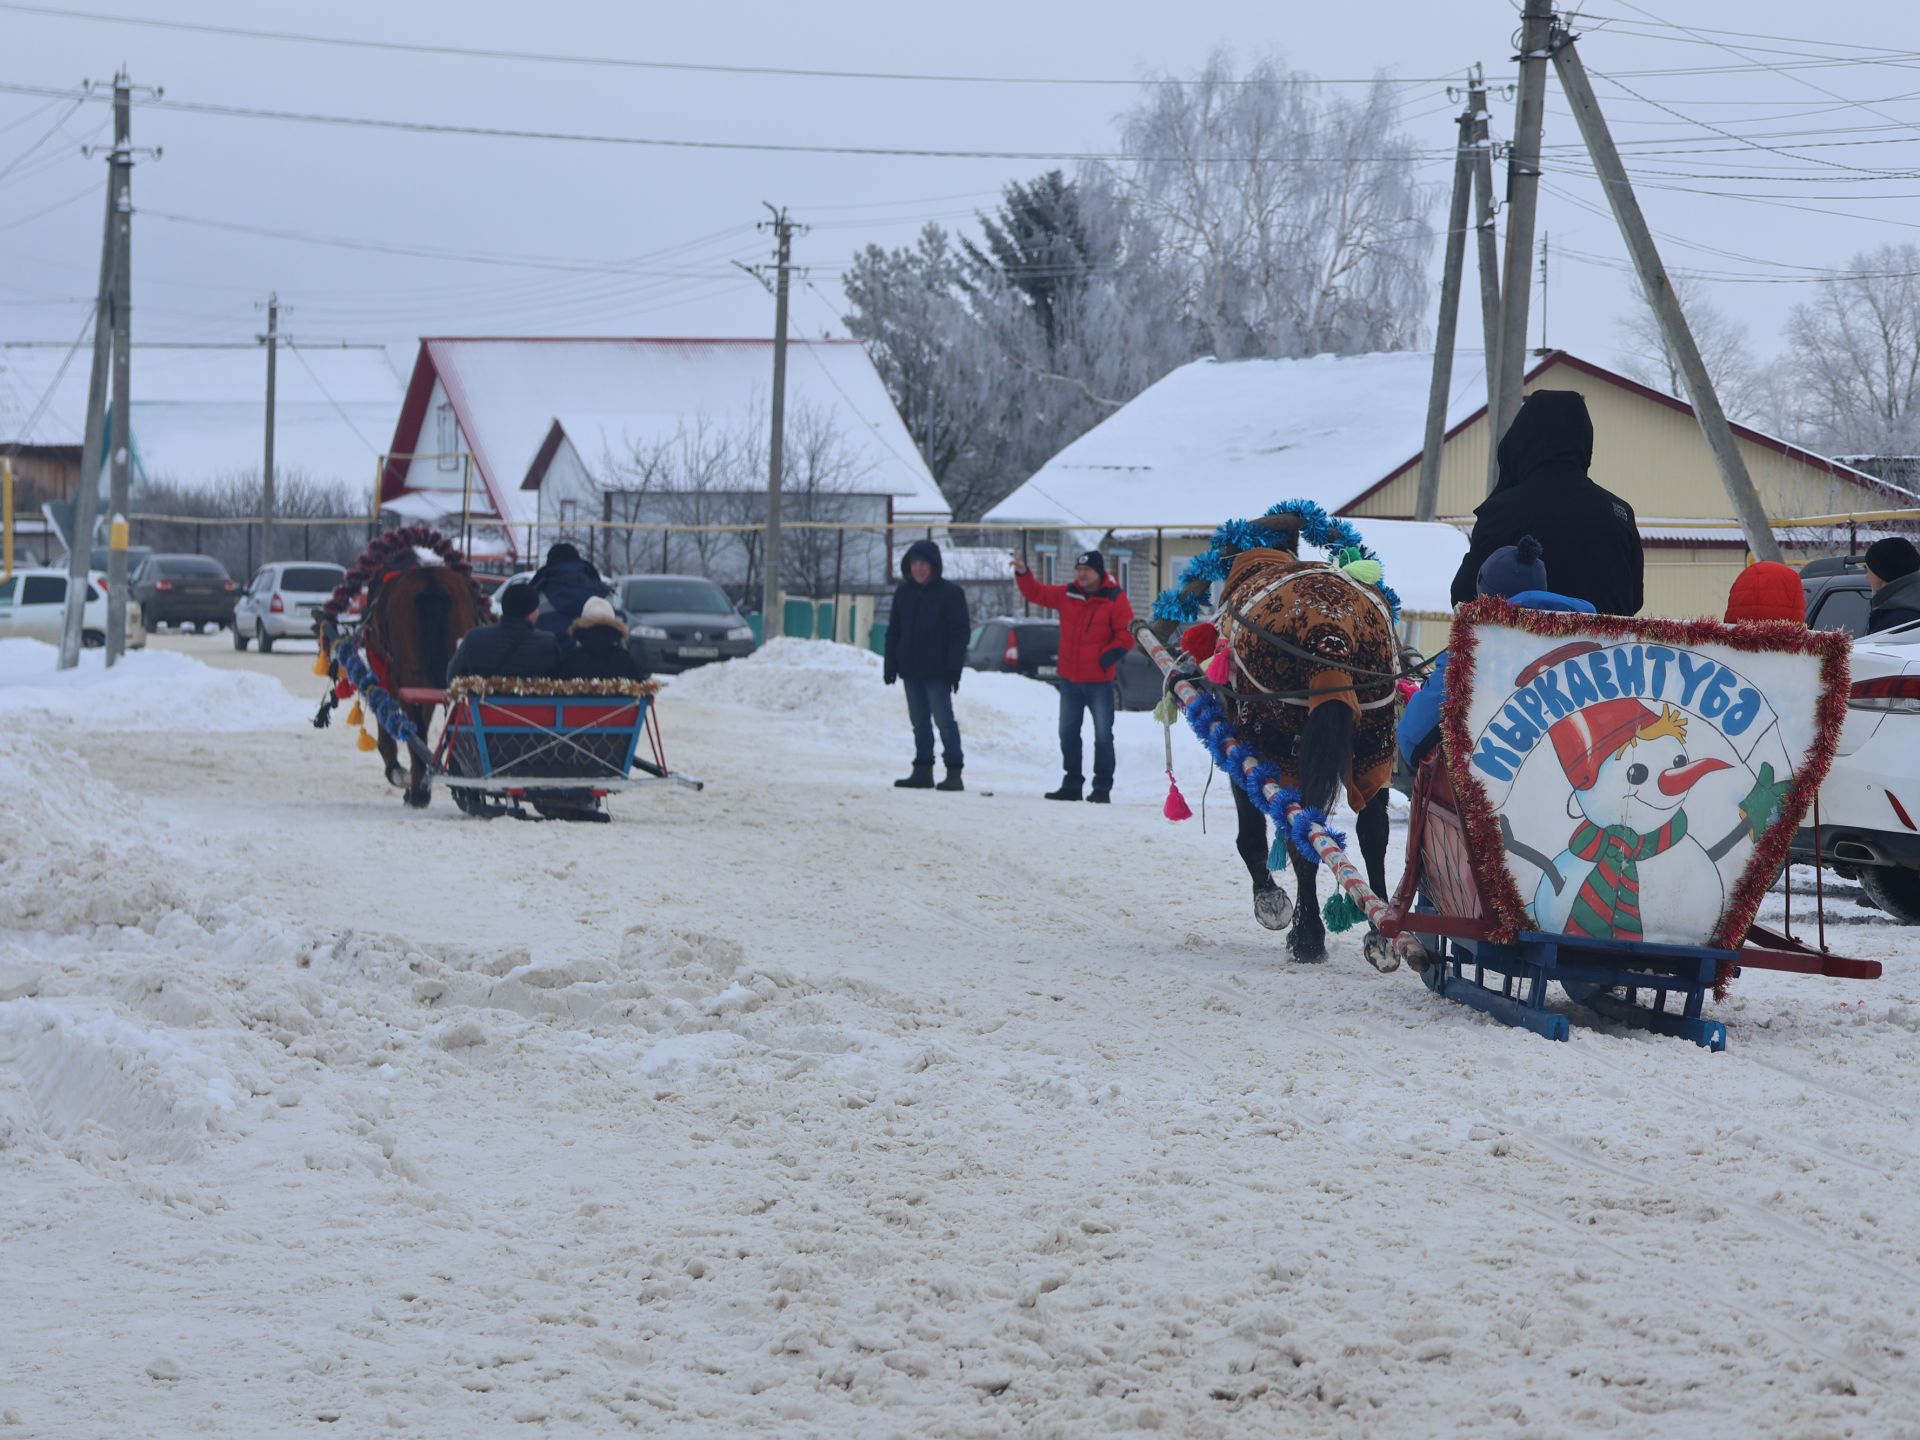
[1438,599,1851,980]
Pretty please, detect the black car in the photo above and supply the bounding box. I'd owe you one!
[616,574,756,674]
[1801,554,1875,635]
[964,615,1166,710]
[130,553,239,630]
[90,543,154,575]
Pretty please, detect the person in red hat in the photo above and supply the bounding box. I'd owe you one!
[1723,561,1805,626]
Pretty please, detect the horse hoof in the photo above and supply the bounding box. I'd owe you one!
[385,764,408,789]
[1362,929,1401,974]
[1287,925,1327,964]
[403,786,432,810]
[1253,885,1295,931]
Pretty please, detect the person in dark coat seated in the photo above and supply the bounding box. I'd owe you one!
[554,597,650,682]
[1865,536,1920,634]
[528,541,612,638]
[446,582,562,683]
[1450,390,1644,616]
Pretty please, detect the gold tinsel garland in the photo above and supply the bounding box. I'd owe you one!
[445,676,662,703]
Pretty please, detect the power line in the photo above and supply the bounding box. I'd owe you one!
[0,4,1458,88]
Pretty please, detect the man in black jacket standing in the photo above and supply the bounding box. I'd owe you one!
[884,538,970,792]
[1450,390,1644,616]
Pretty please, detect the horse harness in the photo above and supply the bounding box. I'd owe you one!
[1212,567,1404,711]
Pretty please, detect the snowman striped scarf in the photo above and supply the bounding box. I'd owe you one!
[1564,813,1689,941]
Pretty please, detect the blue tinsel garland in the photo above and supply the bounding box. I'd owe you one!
[1183,691,1344,866]
[1152,499,1403,623]
[335,637,427,755]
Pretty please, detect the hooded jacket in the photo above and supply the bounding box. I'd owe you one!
[884,539,971,685]
[529,544,613,636]
[1869,571,1920,634]
[1396,589,1597,767]
[1449,391,1644,616]
[446,615,563,684]
[1015,564,1136,684]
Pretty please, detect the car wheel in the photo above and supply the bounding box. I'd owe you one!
[257,622,275,654]
[233,624,250,651]
[81,629,105,648]
[1860,865,1920,925]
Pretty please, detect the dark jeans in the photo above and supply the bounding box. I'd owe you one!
[1058,679,1116,790]
[902,677,963,768]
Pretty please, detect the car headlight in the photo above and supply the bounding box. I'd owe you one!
[727,626,753,641]
[632,624,669,639]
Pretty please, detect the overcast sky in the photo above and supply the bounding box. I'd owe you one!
[2,0,1916,384]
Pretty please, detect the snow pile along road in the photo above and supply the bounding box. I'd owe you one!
[0,637,313,732]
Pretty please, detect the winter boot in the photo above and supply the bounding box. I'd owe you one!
[894,763,935,790]
[1044,780,1083,801]
[1087,788,1110,804]
[935,766,964,792]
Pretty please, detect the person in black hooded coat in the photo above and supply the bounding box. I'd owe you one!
[1449,390,1644,616]
[883,538,970,791]
[529,541,613,638]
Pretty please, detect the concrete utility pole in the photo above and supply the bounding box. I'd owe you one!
[1490,0,1553,488]
[1414,83,1479,524]
[104,71,133,665]
[759,204,797,636]
[259,293,278,569]
[1550,25,1781,561]
[59,79,120,670]
[1468,68,1503,493]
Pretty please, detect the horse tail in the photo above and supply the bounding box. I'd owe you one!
[1297,701,1354,815]
[413,579,456,685]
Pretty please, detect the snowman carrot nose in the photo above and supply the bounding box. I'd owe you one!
[1656,756,1733,796]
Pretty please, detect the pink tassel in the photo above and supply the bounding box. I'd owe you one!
[1163,771,1193,821]
[1204,646,1232,685]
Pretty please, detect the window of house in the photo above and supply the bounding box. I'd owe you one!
[436,403,459,472]
[1038,551,1056,584]
[1114,553,1132,595]
[559,498,578,524]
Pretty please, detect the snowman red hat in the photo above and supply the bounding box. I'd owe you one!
[1515,643,1661,792]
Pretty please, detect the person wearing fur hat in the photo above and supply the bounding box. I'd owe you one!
[1397,536,1595,769]
[529,541,613,638]
[1013,548,1136,803]
[1723,561,1805,626]
[1865,537,1920,634]
[554,596,651,682]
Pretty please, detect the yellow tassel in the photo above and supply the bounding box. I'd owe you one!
[356,728,378,752]
[312,654,329,677]
[346,700,363,726]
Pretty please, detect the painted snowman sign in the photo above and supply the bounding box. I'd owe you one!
[1442,601,1850,950]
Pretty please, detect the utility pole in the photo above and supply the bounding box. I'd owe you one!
[1468,66,1503,493]
[757,204,799,636]
[1490,0,1553,488]
[59,78,119,670]
[1414,81,1479,524]
[1537,231,1550,353]
[1550,25,1781,561]
[259,293,278,569]
[104,71,133,665]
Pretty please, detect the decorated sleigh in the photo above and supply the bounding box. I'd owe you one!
[401,677,703,821]
[1375,600,1880,1049]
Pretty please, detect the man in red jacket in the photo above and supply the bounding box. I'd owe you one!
[1013,548,1136,803]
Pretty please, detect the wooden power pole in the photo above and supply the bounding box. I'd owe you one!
[1490,0,1553,489]
[758,205,797,637]
[259,293,278,569]
[1414,82,1479,524]
[1550,22,1781,561]
[104,70,133,665]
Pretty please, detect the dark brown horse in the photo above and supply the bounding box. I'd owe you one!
[361,563,484,808]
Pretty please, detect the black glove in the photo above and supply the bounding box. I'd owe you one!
[884,670,897,687]
[1098,647,1128,670]
[948,672,961,695]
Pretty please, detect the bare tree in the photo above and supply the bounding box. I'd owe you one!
[134,468,371,578]
[1783,243,1920,457]
[1614,273,1761,424]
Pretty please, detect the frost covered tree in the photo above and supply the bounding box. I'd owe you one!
[1102,51,1436,360]
[1782,244,1920,457]
[1613,274,1762,424]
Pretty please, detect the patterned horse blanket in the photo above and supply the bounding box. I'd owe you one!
[1218,547,1400,812]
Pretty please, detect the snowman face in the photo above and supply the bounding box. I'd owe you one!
[1580,729,1733,832]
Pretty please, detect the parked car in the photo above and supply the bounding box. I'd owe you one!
[963,614,1166,710]
[233,561,346,653]
[616,574,756,674]
[0,568,146,649]
[1802,554,1876,636]
[130,553,238,631]
[1795,616,1920,923]
[90,543,154,576]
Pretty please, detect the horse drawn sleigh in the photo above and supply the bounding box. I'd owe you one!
[310,526,701,819]
[1136,501,1880,1050]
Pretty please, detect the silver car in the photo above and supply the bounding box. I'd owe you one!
[232,561,345,653]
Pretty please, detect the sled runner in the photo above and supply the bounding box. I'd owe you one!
[1375,600,1879,1049]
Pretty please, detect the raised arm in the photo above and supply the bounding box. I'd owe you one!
[1012,557,1068,610]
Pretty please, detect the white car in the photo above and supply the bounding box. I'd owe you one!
[233,561,346,653]
[0,568,146,650]
[1797,617,1920,923]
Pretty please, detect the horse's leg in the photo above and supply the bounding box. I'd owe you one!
[403,703,433,809]
[1234,783,1294,931]
[1287,840,1327,963]
[1356,789,1391,900]
[377,729,407,789]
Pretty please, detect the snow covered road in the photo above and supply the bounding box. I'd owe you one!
[3,636,1918,1437]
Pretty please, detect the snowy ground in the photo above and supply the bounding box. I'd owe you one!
[3,633,1919,1438]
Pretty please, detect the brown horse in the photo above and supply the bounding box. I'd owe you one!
[361,563,484,809]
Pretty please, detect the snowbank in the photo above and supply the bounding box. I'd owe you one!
[0,638,310,732]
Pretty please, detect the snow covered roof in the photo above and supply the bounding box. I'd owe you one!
[983,352,1491,530]
[381,338,948,541]
[0,343,401,493]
